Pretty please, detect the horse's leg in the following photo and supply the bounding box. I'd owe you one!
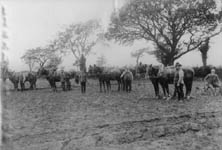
[51,81,55,92]
[123,81,126,91]
[99,80,102,92]
[21,82,24,91]
[172,84,177,99]
[151,79,159,98]
[117,80,120,91]
[23,82,25,91]
[50,80,56,92]
[49,80,53,91]
[165,83,170,97]
[108,81,111,92]
[125,81,128,92]
[54,82,57,92]
[129,80,132,92]
[19,81,24,91]
[103,81,106,92]
[67,80,71,90]
[61,81,66,91]
[13,82,17,91]
[34,82,36,90]
[30,81,33,90]
[108,80,111,92]
[160,83,166,99]
[185,80,193,99]
[106,81,109,92]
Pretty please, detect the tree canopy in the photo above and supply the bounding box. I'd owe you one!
[21,46,62,70]
[107,0,222,66]
[96,54,107,67]
[131,48,148,65]
[54,20,104,68]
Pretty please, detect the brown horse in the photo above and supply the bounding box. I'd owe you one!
[24,72,37,90]
[147,65,194,99]
[37,68,78,92]
[90,65,123,92]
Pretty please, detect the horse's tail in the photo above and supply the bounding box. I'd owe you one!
[124,72,133,81]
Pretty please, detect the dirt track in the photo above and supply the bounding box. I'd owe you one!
[2,79,222,150]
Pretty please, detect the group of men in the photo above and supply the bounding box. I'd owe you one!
[58,68,87,93]
[174,62,221,100]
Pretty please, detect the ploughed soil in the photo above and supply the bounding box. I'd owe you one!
[2,79,222,150]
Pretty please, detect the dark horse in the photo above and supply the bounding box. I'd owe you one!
[90,65,122,92]
[147,65,194,99]
[37,68,74,92]
[24,72,37,90]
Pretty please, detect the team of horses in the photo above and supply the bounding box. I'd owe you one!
[1,64,195,99]
[1,69,37,91]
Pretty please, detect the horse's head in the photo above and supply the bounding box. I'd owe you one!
[93,65,103,76]
[146,64,159,78]
[67,70,76,79]
[37,68,48,77]
[1,66,8,80]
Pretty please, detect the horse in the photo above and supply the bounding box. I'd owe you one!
[6,71,38,91]
[24,72,37,90]
[91,65,123,92]
[37,68,77,91]
[147,64,194,99]
[122,71,133,92]
[7,71,25,91]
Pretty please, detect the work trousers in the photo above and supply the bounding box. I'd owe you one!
[175,83,184,100]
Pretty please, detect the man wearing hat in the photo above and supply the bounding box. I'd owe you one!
[174,62,184,101]
[80,71,87,93]
[204,68,221,96]
[60,67,66,91]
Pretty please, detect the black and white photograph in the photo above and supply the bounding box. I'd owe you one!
[1,0,222,149]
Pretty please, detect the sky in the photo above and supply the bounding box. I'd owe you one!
[1,0,222,71]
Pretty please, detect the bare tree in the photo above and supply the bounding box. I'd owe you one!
[44,56,62,70]
[96,54,107,67]
[131,48,148,73]
[54,20,104,69]
[21,46,62,70]
[107,0,222,66]
[21,50,37,72]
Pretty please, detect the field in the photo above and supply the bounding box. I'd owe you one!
[2,79,222,150]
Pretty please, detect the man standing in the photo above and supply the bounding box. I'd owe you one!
[174,62,184,101]
[204,68,221,96]
[80,71,87,93]
[60,68,66,91]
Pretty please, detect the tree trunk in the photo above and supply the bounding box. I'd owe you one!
[80,55,86,72]
[201,53,207,67]
[136,58,139,74]
[163,57,174,67]
[29,63,33,72]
